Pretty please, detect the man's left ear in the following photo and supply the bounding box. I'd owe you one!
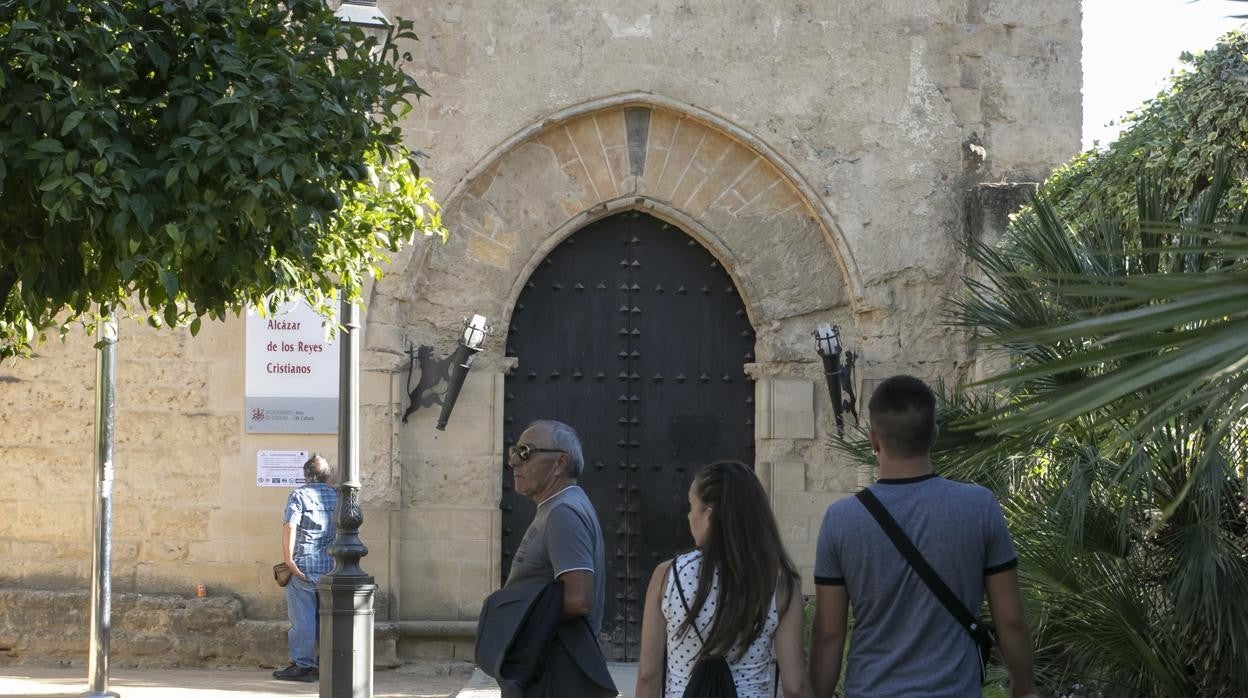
[930,423,940,447]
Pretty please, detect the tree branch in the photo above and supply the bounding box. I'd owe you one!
[0,268,16,314]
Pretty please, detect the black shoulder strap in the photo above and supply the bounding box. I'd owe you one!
[856,489,985,638]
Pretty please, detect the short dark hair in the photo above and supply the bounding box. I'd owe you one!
[867,375,937,458]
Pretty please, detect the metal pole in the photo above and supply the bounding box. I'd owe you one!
[319,291,375,698]
[82,306,120,698]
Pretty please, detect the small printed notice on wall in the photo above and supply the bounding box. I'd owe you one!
[245,297,338,434]
[256,450,311,487]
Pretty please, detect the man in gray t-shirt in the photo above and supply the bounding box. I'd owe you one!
[809,376,1039,698]
[504,420,607,634]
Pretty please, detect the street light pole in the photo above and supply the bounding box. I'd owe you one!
[319,4,389,695]
[319,291,375,698]
[82,306,120,698]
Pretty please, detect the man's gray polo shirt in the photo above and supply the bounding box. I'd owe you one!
[815,474,1018,697]
[505,485,607,634]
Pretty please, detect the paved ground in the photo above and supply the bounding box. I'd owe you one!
[456,665,637,698]
[0,663,640,698]
[0,662,474,698]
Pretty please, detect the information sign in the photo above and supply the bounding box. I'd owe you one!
[245,298,339,433]
[256,449,311,487]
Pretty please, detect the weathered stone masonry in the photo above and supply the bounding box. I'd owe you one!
[0,0,1081,665]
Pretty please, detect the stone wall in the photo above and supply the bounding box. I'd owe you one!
[0,318,400,623]
[0,587,399,668]
[371,0,1081,618]
[0,0,1080,663]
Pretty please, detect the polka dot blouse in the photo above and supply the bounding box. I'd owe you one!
[661,550,779,697]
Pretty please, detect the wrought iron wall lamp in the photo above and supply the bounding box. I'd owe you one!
[402,314,492,428]
[813,323,859,436]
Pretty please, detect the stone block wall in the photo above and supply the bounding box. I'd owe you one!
[0,587,399,668]
[0,0,1080,663]
[0,316,401,628]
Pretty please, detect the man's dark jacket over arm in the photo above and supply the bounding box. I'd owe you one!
[475,581,617,698]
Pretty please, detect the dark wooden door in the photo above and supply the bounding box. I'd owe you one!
[501,211,755,660]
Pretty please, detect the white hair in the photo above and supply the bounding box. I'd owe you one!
[526,420,585,478]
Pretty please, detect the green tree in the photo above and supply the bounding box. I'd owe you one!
[962,30,1248,486]
[0,0,446,358]
[950,166,1248,695]
[836,30,1248,696]
[952,34,1248,696]
[1043,30,1248,231]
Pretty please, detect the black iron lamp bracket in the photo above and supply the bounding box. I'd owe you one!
[401,341,453,423]
[402,316,491,428]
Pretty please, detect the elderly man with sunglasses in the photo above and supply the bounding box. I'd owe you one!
[503,419,606,633]
[472,420,615,696]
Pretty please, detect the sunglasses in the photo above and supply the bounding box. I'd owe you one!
[508,443,567,462]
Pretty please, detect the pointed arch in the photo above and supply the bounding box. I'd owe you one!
[368,93,863,360]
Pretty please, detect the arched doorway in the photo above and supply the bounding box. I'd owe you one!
[500,211,756,660]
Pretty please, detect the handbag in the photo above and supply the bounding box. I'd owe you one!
[856,489,997,684]
[273,562,293,587]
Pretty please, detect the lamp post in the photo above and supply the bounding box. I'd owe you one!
[436,315,491,431]
[318,291,374,698]
[814,323,858,437]
[82,307,119,698]
[318,5,388,696]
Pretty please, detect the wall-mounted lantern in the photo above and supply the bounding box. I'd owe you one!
[436,314,491,431]
[402,314,492,426]
[334,0,389,36]
[813,323,859,436]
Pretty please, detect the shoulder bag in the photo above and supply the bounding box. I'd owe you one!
[856,489,997,684]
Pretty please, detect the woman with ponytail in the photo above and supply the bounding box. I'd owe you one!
[635,461,815,698]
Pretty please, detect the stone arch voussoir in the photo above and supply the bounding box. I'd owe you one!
[369,93,863,363]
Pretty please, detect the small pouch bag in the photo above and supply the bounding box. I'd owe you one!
[273,562,293,587]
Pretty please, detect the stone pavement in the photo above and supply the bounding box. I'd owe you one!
[0,662,473,698]
[454,665,637,698]
[0,662,640,698]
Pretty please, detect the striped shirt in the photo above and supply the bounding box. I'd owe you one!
[283,483,339,578]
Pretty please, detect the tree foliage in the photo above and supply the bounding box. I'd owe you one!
[942,36,1248,687]
[832,29,1248,696]
[841,27,1248,696]
[1042,30,1248,230]
[0,0,446,358]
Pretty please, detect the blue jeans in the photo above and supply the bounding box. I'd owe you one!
[285,574,321,667]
